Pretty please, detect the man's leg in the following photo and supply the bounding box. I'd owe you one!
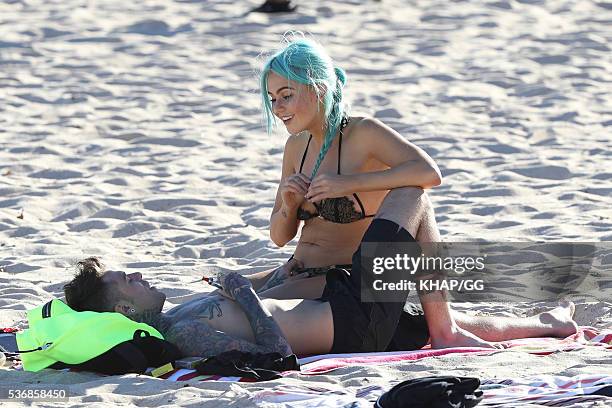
[249,223,403,356]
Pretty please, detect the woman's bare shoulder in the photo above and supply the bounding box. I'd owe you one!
[347,116,413,162]
[350,116,391,134]
[347,116,392,145]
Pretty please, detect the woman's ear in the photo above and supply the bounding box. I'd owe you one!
[312,84,327,102]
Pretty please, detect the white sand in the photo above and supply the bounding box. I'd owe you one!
[0,0,610,406]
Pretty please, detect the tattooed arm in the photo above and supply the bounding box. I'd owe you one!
[162,272,292,357]
[222,272,292,355]
[163,319,288,358]
[125,305,275,357]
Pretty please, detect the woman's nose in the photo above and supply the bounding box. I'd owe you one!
[272,99,285,114]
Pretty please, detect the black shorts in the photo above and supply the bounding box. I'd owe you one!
[319,219,430,353]
[320,268,429,353]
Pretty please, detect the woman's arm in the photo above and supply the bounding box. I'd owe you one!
[355,117,442,189]
[269,135,304,247]
[306,118,442,202]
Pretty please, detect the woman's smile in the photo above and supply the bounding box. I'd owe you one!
[280,114,294,125]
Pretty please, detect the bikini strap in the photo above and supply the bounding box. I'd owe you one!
[337,116,349,175]
[352,193,367,218]
[299,134,313,173]
[352,193,375,218]
[337,132,342,174]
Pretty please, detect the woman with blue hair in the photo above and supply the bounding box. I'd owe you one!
[254,37,441,289]
[247,36,577,350]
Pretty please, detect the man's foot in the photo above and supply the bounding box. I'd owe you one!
[430,325,499,349]
[251,0,297,13]
[537,300,578,338]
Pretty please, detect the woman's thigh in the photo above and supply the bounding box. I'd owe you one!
[258,275,327,300]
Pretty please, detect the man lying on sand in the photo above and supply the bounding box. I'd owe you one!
[63,252,578,359]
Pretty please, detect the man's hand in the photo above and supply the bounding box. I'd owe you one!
[218,272,252,300]
[207,271,293,356]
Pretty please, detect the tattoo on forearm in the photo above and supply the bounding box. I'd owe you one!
[163,287,292,358]
[164,319,285,358]
[160,273,292,358]
[281,209,288,218]
[232,286,292,356]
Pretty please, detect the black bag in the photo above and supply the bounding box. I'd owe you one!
[0,331,19,354]
[194,350,300,381]
[375,376,483,408]
[49,329,181,375]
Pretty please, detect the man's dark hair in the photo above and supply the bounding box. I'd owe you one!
[63,257,118,312]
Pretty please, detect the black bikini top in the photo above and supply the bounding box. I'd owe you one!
[296,118,375,224]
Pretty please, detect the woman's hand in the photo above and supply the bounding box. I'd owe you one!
[280,173,311,209]
[257,258,305,293]
[305,174,357,202]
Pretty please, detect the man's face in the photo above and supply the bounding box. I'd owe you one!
[102,270,166,315]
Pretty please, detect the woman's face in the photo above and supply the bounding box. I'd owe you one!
[266,71,322,135]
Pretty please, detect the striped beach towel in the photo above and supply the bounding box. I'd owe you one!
[160,327,611,381]
[480,374,611,406]
[4,327,610,406]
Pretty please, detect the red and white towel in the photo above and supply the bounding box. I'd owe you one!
[161,327,611,382]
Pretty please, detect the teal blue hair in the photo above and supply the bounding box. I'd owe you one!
[260,37,348,178]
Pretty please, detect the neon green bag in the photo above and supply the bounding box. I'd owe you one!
[16,299,177,373]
